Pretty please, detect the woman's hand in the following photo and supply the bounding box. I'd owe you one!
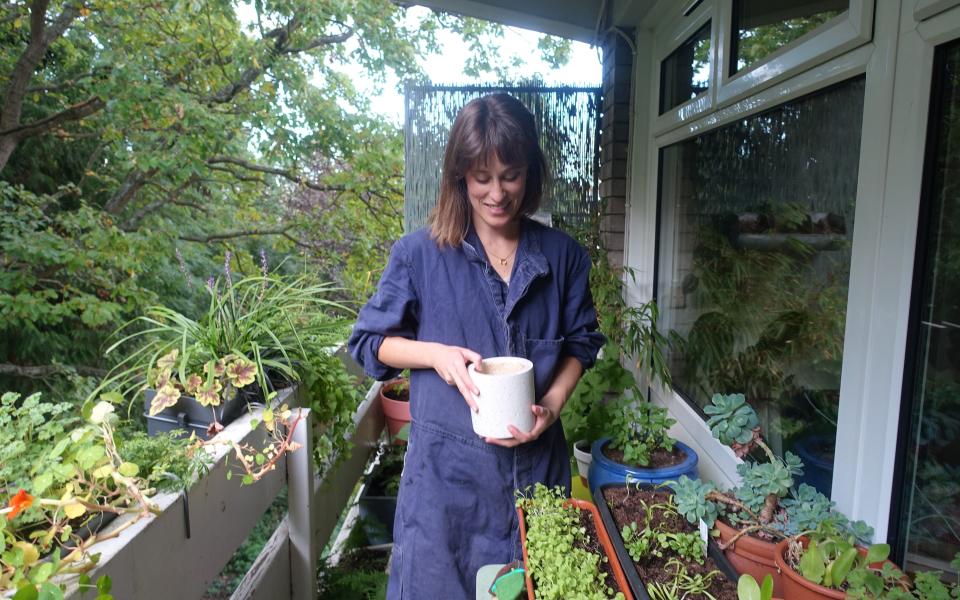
[428,343,483,412]
[485,403,557,448]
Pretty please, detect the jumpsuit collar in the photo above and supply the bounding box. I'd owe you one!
[463,219,550,319]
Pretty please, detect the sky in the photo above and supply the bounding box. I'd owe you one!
[339,6,603,124]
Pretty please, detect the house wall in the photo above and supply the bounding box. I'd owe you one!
[604,0,960,552]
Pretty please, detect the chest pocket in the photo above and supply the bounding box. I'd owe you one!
[523,337,565,400]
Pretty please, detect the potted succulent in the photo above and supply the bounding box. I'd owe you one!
[672,393,873,597]
[588,400,699,493]
[378,377,410,444]
[516,483,631,600]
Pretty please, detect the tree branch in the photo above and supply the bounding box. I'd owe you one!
[0,363,108,378]
[179,226,295,244]
[0,95,104,139]
[206,155,344,192]
[104,167,158,215]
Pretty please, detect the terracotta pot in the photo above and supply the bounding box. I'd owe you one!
[518,498,633,600]
[774,537,903,600]
[715,519,783,596]
[378,378,410,443]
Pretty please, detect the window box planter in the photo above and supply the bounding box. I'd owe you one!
[588,438,699,493]
[596,483,739,600]
[518,496,632,599]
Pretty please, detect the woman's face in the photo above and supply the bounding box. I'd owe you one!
[464,154,527,234]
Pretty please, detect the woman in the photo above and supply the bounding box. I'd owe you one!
[348,93,604,599]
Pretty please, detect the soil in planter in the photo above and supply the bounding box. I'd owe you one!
[383,382,409,402]
[603,487,737,600]
[602,445,688,470]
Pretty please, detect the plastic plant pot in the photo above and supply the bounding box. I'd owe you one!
[588,438,699,494]
[573,439,593,484]
[379,378,410,444]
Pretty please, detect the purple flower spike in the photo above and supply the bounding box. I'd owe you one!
[224,250,233,288]
[259,248,268,277]
[175,247,192,288]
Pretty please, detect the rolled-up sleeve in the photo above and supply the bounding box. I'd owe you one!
[348,240,419,381]
[561,247,606,370]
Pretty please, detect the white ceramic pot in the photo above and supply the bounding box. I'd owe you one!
[467,357,535,439]
[573,439,592,481]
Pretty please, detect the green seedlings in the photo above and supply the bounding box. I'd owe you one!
[646,558,722,600]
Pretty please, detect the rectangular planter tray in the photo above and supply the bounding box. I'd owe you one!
[596,483,739,600]
[518,497,634,600]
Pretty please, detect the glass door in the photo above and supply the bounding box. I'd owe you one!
[894,37,960,572]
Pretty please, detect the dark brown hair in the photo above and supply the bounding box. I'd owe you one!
[428,93,548,246]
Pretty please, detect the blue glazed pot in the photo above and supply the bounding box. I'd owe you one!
[792,433,834,497]
[588,437,699,493]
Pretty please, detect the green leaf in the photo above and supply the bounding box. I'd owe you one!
[29,562,54,584]
[37,582,64,600]
[865,543,889,564]
[799,541,826,584]
[97,575,112,594]
[77,445,105,470]
[32,472,54,495]
[241,474,254,485]
[832,547,859,587]
[118,462,139,477]
[760,574,773,600]
[738,574,761,600]
[12,586,39,600]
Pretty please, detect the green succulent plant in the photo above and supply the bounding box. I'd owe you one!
[704,393,759,446]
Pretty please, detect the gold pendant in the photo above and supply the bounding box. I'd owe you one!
[500,258,508,266]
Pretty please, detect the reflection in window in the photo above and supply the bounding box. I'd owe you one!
[732,0,848,74]
[896,40,960,571]
[656,78,865,496]
[660,22,711,114]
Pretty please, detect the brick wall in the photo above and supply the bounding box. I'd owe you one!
[599,30,634,270]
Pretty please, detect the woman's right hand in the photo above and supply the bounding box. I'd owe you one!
[428,343,483,413]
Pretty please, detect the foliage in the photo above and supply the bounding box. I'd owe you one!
[118,431,211,493]
[0,393,157,595]
[562,215,679,453]
[620,498,704,565]
[736,573,774,600]
[787,523,960,600]
[0,391,79,492]
[516,483,624,600]
[646,558,722,600]
[302,351,364,474]
[93,264,350,431]
[0,0,570,402]
[609,401,677,467]
[673,393,872,545]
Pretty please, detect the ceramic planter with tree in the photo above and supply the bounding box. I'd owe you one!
[672,393,872,597]
[516,483,631,600]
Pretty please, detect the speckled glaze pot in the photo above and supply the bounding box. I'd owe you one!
[468,357,535,438]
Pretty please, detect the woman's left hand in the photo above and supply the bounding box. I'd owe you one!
[484,404,557,448]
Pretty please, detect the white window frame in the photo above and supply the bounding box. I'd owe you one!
[652,1,717,136]
[717,0,875,107]
[622,0,949,541]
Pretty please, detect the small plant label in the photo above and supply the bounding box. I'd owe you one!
[698,518,709,557]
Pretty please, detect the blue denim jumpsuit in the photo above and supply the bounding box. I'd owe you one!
[348,218,604,599]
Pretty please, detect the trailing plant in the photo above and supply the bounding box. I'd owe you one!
[609,401,678,467]
[301,351,363,474]
[673,393,872,547]
[646,558,722,600]
[516,483,625,600]
[0,394,157,596]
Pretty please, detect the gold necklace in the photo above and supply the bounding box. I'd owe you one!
[487,246,516,267]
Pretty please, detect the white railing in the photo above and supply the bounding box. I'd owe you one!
[66,383,386,600]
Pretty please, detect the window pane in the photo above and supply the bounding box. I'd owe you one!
[656,77,865,496]
[660,22,711,114]
[896,40,960,571]
[732,0,848,74]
